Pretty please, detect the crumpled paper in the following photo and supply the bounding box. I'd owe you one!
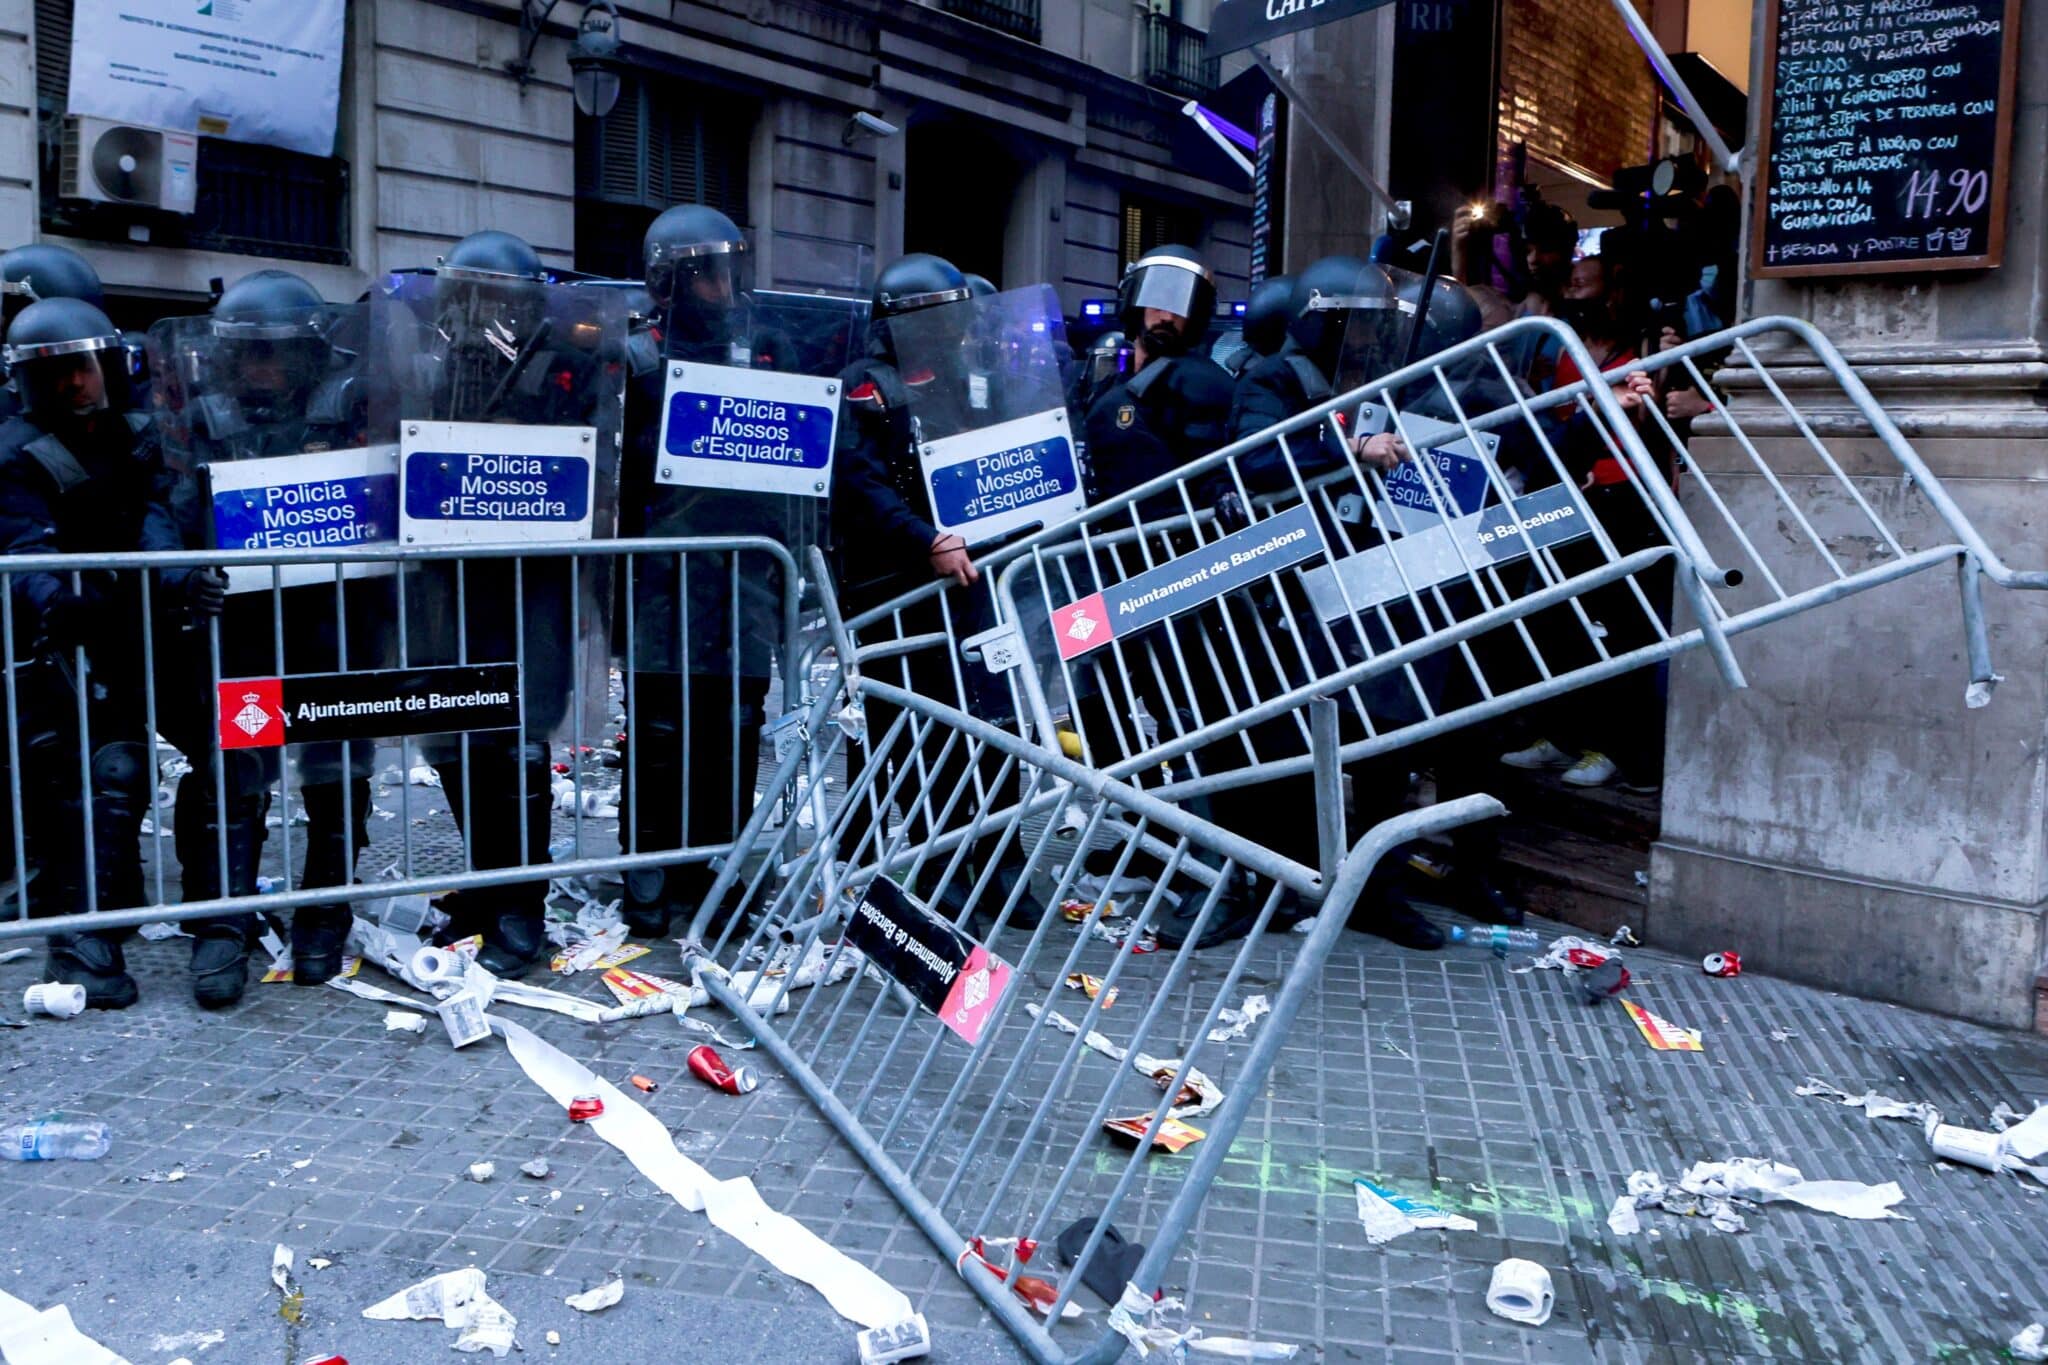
[1207,994,1270,1044]
[1355,1179,1477,1244]
[1794,1078,1939,1125]
[2011,1322,2047,1362]
[362,1267,517,1357]
[1107,1286,1299,1359]
[564,1276,623,1313]
[1679,1158,1904,1219]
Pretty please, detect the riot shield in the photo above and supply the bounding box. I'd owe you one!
[885,284,1084,549]
[146,298,404,790]
[373,269,628,748]
[627,259,870,680]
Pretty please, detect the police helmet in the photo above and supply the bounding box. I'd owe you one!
[1085,329,1130,389]
[1289,257,1394,354]
[963,273,998,299]
[4,296,130,417]
[641,205,749,347]
[1,245,104,330]
[1116,244,1216,344]
[871,253,970,319]
[435,229,548,341]
[1242,274,1295,359]
[1393,273,1485,363]
[211,269,332,409]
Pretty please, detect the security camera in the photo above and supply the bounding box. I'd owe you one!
[843,111,900,144]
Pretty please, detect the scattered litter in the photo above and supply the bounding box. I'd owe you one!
[385,1010,429,1035]
[1609,925,1641,946]
[1621,1000,1703,1052]
[1133,1054,1223,1118]
[1605,1195,1640,1236]
[150,1329,226,1352]
[1065,972,1117,1008]
[308,1258,332,1271]
[568,1094,605,1122]
[1486,1258,1554,1326]
[20,983,85,1020]
[273,1244,304,1327]
[520,1159,551,1180]
[548,927,646,976]
[1925,1106,2048,1182]
[0,1287,127,1363]
[687,1045,757,1096]
[630,1074,658,1093]
[563,1276,624,1314]
[0,947,31,965]
[135,1166,187,1184]
[438,990,492,1049]
[1578,960,1630,1004]
[1991,1103,2027,1132]
[290,1159,313,1171]
[1794,1078,1938,1125]
[856,1313,932,1363]
[1769,1029,1798,1042]
[363,1267,516,1357]
[405,766,442,788]
[1206,994,1270,1044]
[1107,1289,1300,1359]
[1526,936,1613,972]
[546,1329,562,1347]
[466,1162,495,1183]
[1702,951,1742,978]
[1678,1158,1904,1219]
[2011,1323,2047,1361]
[1103,1114,1204,1152]
[1355,1179,1478,1243]
[137,922,190,942]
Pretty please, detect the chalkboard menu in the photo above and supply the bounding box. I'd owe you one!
[1752,0,2020,277]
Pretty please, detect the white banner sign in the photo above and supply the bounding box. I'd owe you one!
[67,0,346,158]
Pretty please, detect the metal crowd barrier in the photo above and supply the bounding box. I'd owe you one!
[0,535,802,942]
[835,313,2045,808]
[679,664,1499,1363]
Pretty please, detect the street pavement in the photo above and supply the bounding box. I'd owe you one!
[2,763,2047,1363]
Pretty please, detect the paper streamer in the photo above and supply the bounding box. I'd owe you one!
[490,1016,912,1328]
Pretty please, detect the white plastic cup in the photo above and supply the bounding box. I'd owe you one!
[23,982,87,1019]
[1487,1258,1555,1326]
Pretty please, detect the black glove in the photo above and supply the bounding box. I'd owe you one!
[163,566,228,618]
[38,588,104,651]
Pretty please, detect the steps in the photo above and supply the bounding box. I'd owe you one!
[1484,765,1658,937]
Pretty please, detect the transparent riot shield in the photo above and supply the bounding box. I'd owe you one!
[146,298,404,797]
[885,284,1085,550]
[374,269,628,750]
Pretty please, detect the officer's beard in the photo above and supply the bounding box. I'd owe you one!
[1140,322,1190,360]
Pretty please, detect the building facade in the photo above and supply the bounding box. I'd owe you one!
[1,0,1255,324]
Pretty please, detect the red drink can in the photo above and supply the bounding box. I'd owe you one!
[688,1044,759,1095]
[568,1093,605,1122]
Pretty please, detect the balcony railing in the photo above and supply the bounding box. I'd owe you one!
[1144,11,1220,100]
[937,0,1041,43]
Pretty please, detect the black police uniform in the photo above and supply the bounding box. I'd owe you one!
[616,204,782,938]
[0,301,199,1008]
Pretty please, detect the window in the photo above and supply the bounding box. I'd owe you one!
[1120,194,1204,274]
[574,75,754,279]
[936,0,1042,44]
[33,0,351,265]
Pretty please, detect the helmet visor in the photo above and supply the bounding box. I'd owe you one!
[1121,257,1213,324]
[11,345,125,417]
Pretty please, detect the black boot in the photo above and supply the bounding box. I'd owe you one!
[475,904,548,977]
[1446,866,1524,926]
[1347,857,1447,950]
[289,905,352,985]
[45,932,138,1010]
[622,868,676,940]
[189,916,255,1008]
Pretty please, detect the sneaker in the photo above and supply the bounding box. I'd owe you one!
[45,935,139,1010]
[1501,738,1573,770]
[1562,752,1618,787]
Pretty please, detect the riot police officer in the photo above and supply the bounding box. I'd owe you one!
[152,269,382,988]
[618,204,779,939]
[0,297,222,1008]
[0,245,107,422]
[410,230,604,976]
[1221,273,1294,378]
[1084,244,1232,514]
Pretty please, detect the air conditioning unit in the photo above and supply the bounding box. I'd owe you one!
[58,115,198,214]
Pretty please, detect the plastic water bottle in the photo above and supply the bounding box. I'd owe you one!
[1447,925,1541,952]
[0,1116,111,1161]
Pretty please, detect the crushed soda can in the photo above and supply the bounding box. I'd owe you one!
[1703,951,1742,978]
[687,1044,758,1095]
[567,1094,605,1122]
